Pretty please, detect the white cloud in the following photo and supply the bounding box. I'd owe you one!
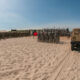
[0,11,23,22]
[0,0,26,23]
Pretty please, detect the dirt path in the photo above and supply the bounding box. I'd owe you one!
[0,37,80,80]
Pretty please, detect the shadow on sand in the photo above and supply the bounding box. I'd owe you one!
[59,41,67,44]
[73,49,80,53]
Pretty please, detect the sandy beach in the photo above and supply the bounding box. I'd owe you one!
[0,36,80,80]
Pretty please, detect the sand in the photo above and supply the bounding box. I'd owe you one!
[0,36,80,80]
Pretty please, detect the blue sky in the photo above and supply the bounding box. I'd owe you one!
[0,0,80,30]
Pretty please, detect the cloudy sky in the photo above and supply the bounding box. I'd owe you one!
[0,0,80,30]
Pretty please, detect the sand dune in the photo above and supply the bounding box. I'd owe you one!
[0,37,80,80]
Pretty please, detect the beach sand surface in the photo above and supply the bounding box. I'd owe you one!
[0,37,80,80]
